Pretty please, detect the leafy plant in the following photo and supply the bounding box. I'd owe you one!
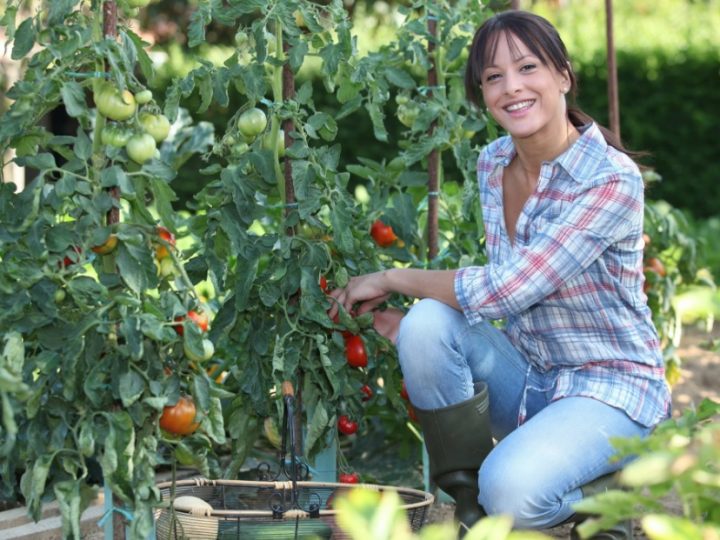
[572,398,720,539]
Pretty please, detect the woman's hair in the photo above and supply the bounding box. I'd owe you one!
[464,10,637,157]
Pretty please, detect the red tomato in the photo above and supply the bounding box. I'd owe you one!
[400,380,409,401]
[345,335,368,368]
[339,472,360,484]
[407,404,418,423]
[360,384,373,402]
[159,396,199,436]
[319,275,328,292]
[62,246,83,267]
[370,220,397,248]
[337,415,358,435]
[174,310,209,336]
[644,257,666,277]
[155,226,176,260]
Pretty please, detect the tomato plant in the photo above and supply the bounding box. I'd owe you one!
[360,384,373,402]
[338,415,359,435]
[155,226,176,260]
[174,310,210,336]
[159,396,200,436]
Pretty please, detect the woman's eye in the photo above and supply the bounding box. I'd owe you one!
[485,73,500,82]
[520,63,537,72]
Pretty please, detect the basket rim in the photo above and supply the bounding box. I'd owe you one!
[155,477,435,519]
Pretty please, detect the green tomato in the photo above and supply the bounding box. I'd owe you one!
[126,0,151,7]
[238,107,268,138]
[135,89,153,105]
[231,142,250,156]
[395,94,410,105]
[94,82,136,122]
[138,112,171,143]
[101,124,133,148]
[262,129,285,157]
[126,133,157,164]
[184,338,215,363]
[54,289,66,303]
[397,103,420,128]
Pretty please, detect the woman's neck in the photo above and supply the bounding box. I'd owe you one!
[512,120,581,183]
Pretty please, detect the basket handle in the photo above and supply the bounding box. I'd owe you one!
[281,381,294,398]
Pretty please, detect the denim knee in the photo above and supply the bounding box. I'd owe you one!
[478,452,564,529]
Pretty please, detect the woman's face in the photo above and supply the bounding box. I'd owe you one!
[479,32,570,141]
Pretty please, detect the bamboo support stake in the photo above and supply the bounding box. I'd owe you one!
[605,0,620,138]
[426,12,439,262]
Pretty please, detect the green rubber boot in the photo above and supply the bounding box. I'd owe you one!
[570,473,633,540]
[413,383,494,536]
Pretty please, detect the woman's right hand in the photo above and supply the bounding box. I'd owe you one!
[327,271,392,321]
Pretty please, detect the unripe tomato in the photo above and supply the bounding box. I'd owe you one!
[94,82,136,121]
[262,128,285,157]
[345,335,367,368]
[126,133,156,164]
[159,396,199,436]
[156,257,175,278]
[174,310,210,336]
[54,289,66,303]
[91,234,119,255]
[135,89,153,105]
[101,124,132,147]
[339,472,360,484]
[183,338,214,363]
[238,107,268,138]
[397,103,419,128]
[155,226,176,260]
[370,220,397,248]
[138,112,171,143]
[337,415,358,435]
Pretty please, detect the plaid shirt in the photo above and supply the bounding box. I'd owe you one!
[455,123,671,427]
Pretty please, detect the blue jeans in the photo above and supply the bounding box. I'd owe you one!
[396,299,651,529]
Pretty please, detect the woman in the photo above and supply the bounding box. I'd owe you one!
[330,10,670,539]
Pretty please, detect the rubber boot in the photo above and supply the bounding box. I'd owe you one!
[569,473,633,540]
[413,383,494,536]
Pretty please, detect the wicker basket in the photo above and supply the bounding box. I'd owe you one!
[154,477,434,539]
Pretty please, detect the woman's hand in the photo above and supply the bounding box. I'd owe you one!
[328,271,391,320]
[372,307,405,344]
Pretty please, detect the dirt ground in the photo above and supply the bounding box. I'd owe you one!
[425,324,720,539]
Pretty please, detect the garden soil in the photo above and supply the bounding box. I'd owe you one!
[425,324,720,539]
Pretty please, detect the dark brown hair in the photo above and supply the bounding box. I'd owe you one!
[465,10,638,157]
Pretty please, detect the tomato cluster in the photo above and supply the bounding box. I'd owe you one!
[337,415,358,435]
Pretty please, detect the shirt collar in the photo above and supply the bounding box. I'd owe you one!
[488,122,607,184]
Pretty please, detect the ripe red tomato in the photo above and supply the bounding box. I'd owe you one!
[155,226,176,260]
[62,245,83,267]
[319,275,328,293]
[345,335,368,368]
[337,415,358,435]
[174,310,209,336]
[407,404,418,422]
[360,384,373,402]
[400,380,409,401]
[339,472,360,484]
[370,220,397,248]
[91,234,118,255]
[159,396,199,436]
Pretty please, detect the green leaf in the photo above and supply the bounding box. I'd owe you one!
[188,3,211,48]
[60,81,87,118]
[119,369,145,407]
[304,401,329,458]
[384,67,416,89]
[203,396,226,444]
[123,30,154,84]
[11,18,35,60]
[116,242,158,294]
